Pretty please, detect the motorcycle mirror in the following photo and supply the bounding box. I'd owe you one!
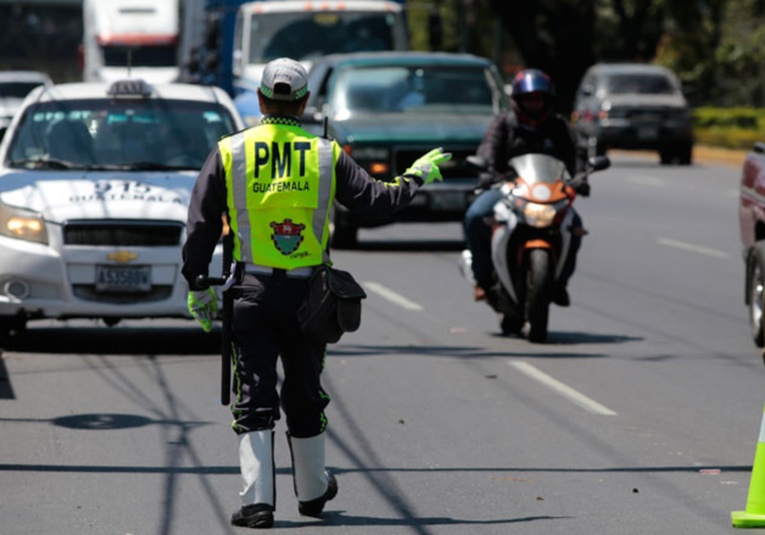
[466,154,488,171]
[590,155,611,172]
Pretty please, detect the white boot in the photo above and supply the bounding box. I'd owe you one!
[239,430,275,507]
[231,431,275,528]
[288,432,337,516]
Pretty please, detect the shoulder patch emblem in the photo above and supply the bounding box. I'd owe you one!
[270,218,305,255]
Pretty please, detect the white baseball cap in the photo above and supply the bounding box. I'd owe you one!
[260,58,309,101]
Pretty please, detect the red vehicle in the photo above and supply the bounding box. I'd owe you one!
[740,141,765,354]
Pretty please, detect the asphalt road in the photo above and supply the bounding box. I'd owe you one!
[1,151,763,534]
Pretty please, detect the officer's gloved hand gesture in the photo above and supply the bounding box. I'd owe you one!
[406,147,452,185]
[187,288,219,332]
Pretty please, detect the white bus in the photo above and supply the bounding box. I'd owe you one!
[80,0,182,83]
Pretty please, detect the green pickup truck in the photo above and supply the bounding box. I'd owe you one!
[302,51,510,248]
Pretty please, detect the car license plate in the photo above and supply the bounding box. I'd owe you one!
[637,126,658,140]
[430,191,466,211]
[95,265,151,292]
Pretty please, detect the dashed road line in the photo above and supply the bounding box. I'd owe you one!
[509,361,617,416]
[363,281,424,311]
[627,174,664,186]
[657,237,730,258]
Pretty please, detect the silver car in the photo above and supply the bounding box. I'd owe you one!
[572,63,694,165]
[0,71,53,140]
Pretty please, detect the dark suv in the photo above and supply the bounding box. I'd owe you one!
[572,63,694,165]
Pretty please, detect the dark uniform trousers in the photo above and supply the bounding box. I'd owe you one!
[230,270,329,438]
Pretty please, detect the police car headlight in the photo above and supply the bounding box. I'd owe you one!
[0,203,48,244]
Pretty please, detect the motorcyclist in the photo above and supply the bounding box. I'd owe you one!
[464,68,588,308]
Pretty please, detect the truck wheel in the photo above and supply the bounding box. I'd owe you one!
[525,248,553,343]
[748,242,765,348]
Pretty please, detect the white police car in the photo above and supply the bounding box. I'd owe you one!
[0,78,244,338]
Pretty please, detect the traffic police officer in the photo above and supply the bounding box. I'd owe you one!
[181,57,450,529]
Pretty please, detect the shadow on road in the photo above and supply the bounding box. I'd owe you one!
[535,331,643,346]
[330,334,640,361]
[1,325,222,355]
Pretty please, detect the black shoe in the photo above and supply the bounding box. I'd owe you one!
[231,503,274,529]
[298,470,338,517]
[552,287,570,307]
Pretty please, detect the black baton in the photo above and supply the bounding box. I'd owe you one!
[196,229,234,406]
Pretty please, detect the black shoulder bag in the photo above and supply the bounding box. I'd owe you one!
[298,265,367,344]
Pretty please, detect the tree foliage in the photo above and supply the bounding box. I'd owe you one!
[409,0,765,110]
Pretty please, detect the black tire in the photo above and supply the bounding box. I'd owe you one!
[525,248,554,343]
[659,143,693,166]
[0,315,26,348]
[748,242,765,348]
[678,143,693,165]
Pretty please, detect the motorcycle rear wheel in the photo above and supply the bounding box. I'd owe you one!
[525,248,554,343]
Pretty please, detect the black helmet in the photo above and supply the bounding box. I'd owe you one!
[511,68,555,128]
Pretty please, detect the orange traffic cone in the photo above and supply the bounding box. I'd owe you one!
[732,403,765,528]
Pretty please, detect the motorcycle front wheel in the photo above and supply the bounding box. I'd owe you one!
[525,248,554,343]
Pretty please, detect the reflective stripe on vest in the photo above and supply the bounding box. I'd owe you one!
[220,126,335,267]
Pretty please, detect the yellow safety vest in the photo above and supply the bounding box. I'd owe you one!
[219,122,339,268]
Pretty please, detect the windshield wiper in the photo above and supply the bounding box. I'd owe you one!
[120,161,199,171]
[8,158,79,170]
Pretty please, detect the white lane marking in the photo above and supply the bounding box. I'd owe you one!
[363,281,424,311]
[627,174,664,186]
[509,361,617,416]
[657,238,730,258]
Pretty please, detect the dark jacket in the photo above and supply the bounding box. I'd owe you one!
[476,110,583,188]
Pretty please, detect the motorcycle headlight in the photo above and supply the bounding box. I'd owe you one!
[0,202,48,244]
[523,202,556,228]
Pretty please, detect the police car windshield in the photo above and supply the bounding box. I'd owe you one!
[330,65,496,116]
[5,98,237,169]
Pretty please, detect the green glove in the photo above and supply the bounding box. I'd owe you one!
[405,147,452,185]
[187,288,219,332]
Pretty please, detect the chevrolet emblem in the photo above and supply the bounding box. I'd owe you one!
[107,250,139,263]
